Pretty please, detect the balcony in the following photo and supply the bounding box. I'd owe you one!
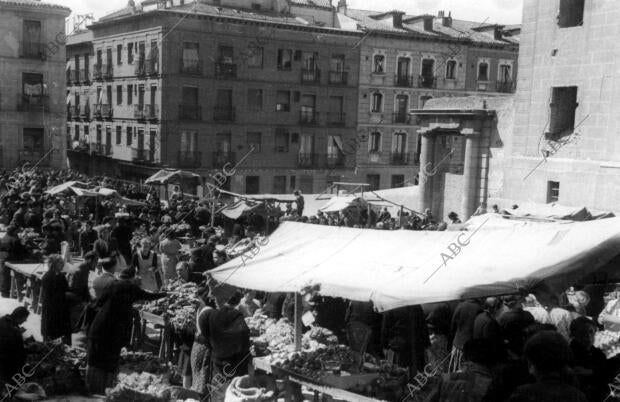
[68,104,80,120]
[298,153,319,168]
[132,148,154,163]
[102,64,113,80]
[134,104,145,120]
[418,75,437,89]
[93,63,103,81]
[135,59,146,78]
[301,69,321,84]
[215,62,237,79]
[326,153,346,168]
[145,57,159,76]
[394,74,414,87]
[179,104,201,120]
[328,71,348,85]
[144,104,159,121]
[390,152,410,165]
[17,95,49,112]
[496,80,515,93]
[326,112,346,127]
[212,151,235,169]
[94,104,112,120]
[20,42,45,60]
[177,151,202,168]
[180,59,202,75]
[213,106,235,122]
[300,110,319,126]
[392,112,411,124]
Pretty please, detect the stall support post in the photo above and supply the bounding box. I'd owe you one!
[294,293,303,351]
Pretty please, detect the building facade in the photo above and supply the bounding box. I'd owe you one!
[344,8,519,191]
[503,0,620,212]
[67,0,361,194]
[0,0,71,169]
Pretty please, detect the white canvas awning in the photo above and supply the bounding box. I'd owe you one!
[210,219,620,311]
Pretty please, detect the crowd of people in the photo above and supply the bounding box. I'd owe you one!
[0,166,617,402]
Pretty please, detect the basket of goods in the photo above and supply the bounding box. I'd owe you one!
[105,372,169,402]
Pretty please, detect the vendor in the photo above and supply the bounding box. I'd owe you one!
[132,238,160,292]
[0,225,26,297]
[86,263,167,394]
[0,307,30,385]
[159,232,182,284]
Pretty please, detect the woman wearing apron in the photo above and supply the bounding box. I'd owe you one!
[132,238,160,292]
[190,288,214,394]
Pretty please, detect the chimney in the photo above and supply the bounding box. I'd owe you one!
[393,11,404,28]
[443,11,452,27]
[423,15,433,31]
[494,26,503,40]
[337,0,347,14]
[438,10,444,18]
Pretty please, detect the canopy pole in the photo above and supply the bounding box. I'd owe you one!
[294,293,303,352]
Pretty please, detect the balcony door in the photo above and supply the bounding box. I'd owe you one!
[106,48,112,66]
[421,59,435,78]
[215,133,231,153]
[150,86,156,107]
[303,52,318,71]
[393,132,406,154]
[330,54,344,72]
[300,94,316,121]
[137,129,144,150]
[298,134,314,167]
[396,95,408,117]
[397,57,410,79]
[218,45,233,64]
[23,128,44,154]
[216,89,232,108]
[22,21,41,57]
[22,73,44,100]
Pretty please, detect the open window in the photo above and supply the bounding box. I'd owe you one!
[547,181,560,203]
[548,86,578,138]
[558,0,584,28]
[371,92,383,113]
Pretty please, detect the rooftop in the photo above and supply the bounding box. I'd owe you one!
[0,0,70,13]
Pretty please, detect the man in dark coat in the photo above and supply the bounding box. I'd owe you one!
[86,264,166,394]
[111,217,133,264]
[78,221,98,257]
[41,255,72,345]
[0,225,26,297]
[381,305,430,374]
[473,297,503,349]
[0,307,30,383]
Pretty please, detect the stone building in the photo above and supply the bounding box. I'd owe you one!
[343,7,520,191]
[0,0,71,168]
[66,0,361,193]
[503,0,620,212]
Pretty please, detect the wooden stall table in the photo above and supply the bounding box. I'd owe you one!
[252,357,386,402]
[5,261,47,312]
[138,310,173,360]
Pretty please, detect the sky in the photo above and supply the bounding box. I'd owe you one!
[56,0,523,29]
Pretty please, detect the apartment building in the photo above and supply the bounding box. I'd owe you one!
[0,0,71,169]
[343,7,519,190]
[67,0,361,193]
[502,0,620,212]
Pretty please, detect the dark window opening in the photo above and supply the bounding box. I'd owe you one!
[245,176,260,194]
[547,181,560,203]
[366,174,380,191]
[558,0,584,28]
[391,175,405,188]
[549,86,578,137]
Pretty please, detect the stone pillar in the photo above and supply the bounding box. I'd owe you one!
[418,133,435,213]
[461,133,481,220]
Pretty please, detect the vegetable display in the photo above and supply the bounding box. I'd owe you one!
[137,282,200,333]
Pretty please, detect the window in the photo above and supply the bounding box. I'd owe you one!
[273,176,286,194]
[558,0,584,28]
[373,54,385,73]
[84,125,89,141]
[106,85,112,105]
[182,86,198,105]
[116,126,122,145]
[391,175,405,188]
[393,132,406,153]
[22,20,42,58]
[180,131,197,152]
[22,73,44,97]
[547,181,560,203]
[245,176,260,195]
[246,45,263,68]
[117,44,122,64]
[23,128,44,152]
[478,62,489,81]
[366,174,380,191]
[327,135,344,159]
[218,45,233,63]
[330,54,345,72]
[128,42,134,64]
[96,125,102,143]
[371,92,383,112]
[127,84,133,105]
[126,126,132,146]
[116,85,122,105]
[74,125,80,141]
[182,42,199,71]
[498,63,512,82]
[277,49,292,70]
[276,90,290,112]
[274,129,289,152]
[290,176,297,191]
[247,132,262,152]
[302,52,318,71]
[247,89,263,111]
[446,60,457,79]
[300,175,313,194]
[549,86,578,136]
[369,132,381,152]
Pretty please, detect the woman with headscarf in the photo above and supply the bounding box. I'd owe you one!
[190,288,214,394]
[40,254,72,345]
